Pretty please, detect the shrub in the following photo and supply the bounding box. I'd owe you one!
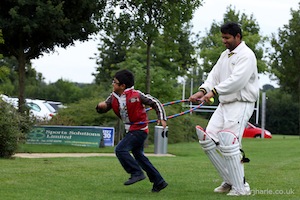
[265,89,299,135]
[0,100,33,158]
[48,97,118,127]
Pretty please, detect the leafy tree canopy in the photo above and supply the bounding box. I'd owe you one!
[269,3,300,136]
[0,0,105,59]
[96,0,202,94]
[0,0,106,112]
[270,3,300,97]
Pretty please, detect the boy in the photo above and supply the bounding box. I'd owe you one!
[96,69,168,192]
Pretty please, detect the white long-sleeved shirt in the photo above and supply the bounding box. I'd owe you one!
[200,41,259,104]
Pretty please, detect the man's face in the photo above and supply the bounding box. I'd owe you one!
[221,33,241,51]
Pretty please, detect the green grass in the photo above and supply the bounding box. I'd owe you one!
[1,135,299,200]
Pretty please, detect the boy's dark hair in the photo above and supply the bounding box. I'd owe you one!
[114,69,134,88]
[221,22,243,39]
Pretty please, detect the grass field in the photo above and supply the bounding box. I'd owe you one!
[0,135,299,200]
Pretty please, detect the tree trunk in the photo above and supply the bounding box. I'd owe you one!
[146,38,152,94]
[17,52,26,113]
[145,38,153,147]
[298,78,300,138]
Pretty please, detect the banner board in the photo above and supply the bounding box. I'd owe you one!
[27,126,114,147]
[101,127,115,147]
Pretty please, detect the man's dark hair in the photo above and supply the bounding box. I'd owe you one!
[221,22,242,39]
[114,69,134,88]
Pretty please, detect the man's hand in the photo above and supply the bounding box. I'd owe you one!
[200,91,215,104]
[189,91,204,102]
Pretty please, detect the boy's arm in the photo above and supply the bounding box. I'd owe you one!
[96,95,112,113]
[140,92,167,128]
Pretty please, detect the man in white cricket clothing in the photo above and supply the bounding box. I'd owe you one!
[189,22,259,196]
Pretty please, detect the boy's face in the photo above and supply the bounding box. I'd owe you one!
[112,78,125,94]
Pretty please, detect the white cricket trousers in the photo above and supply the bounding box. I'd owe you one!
[206,101,255,146]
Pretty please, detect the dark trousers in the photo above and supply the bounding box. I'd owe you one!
[115,130,164,185]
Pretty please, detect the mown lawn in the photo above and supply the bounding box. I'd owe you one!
[0,135,299,200]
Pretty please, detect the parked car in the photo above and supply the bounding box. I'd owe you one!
[0,94,9,102]
[25,99,56,121]
[46,100,67,112]
[1,95,56,121]
[0,94,18,108]
[243,122,272,138]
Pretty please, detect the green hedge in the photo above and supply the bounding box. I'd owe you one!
[0,100,33,158]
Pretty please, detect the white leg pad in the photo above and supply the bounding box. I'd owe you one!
[196,126,231,184]
[219,131,246,194]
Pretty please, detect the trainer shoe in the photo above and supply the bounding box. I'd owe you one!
[244,182,251,195]
[152,181,168,192]
[124,174,146,185]
[227,183,251,196]
[214,182,232,193]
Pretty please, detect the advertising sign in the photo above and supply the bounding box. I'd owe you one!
[27,126,114,147]
[101,127,115,147]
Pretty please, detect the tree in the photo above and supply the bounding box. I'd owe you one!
[94,11,133,87]
[269,4,300,135]
[159,22,198,78]
[265,89,299,135]
[198,5,267,74]
[116,40,181,102]
[0,0,105,112]
[270,4,300,95]
[100,0,202,94]
[0,61,14,95]
[43,79,82,104]
[97,28,195,102]
[0,30,15,95]
[0,56,19,94]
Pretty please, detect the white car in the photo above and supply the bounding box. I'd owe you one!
[1,95,56,121]
[46,100,67,112]
[0,94,18,108]
[25,99,56,121]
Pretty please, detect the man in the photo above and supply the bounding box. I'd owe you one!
[189,22,259,196]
